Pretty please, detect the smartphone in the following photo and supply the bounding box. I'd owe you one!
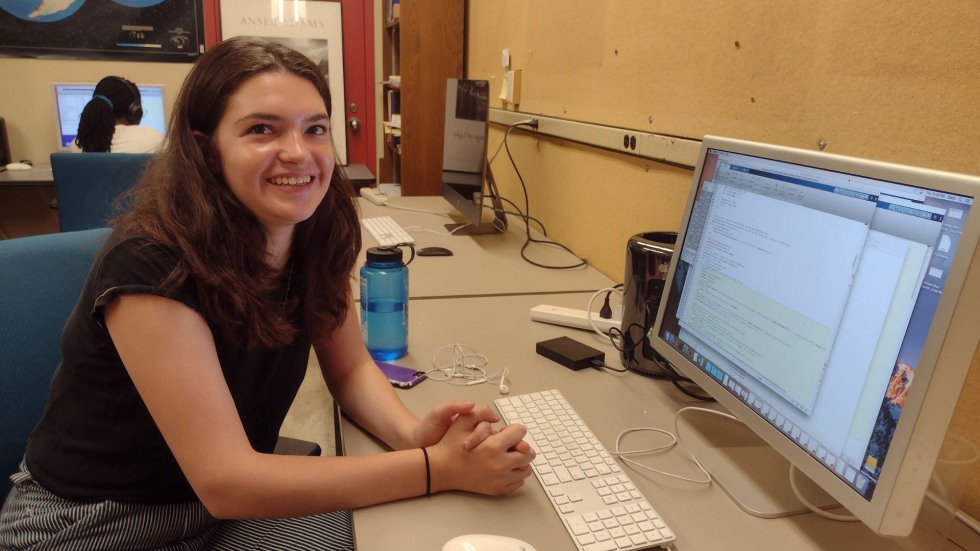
[377,361,427,389]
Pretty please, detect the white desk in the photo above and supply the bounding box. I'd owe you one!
[338,293,902,551]
[0,164,54,186]
[357,196,615,298]
[343,163,375,188]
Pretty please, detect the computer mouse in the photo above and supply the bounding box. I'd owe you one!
[442,534,537,551]
[417,246,453,257]
[5,162,32,171]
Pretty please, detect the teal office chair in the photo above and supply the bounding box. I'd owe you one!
[50,152,152,232]
[0,228,111,496]
[0,229,318,497]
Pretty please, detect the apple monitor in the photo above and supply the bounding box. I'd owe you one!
[52,82,167,150]
[440,79,507,234]
[0,117,10,167]
[651,135,979,536]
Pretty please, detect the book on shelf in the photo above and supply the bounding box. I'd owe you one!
[386,0,400,23]
[384,126,401,151]
[386,89,400,121]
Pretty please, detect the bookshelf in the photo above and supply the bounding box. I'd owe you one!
[378,0,463,195]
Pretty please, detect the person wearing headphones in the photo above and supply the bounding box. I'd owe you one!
[73,75,164,153]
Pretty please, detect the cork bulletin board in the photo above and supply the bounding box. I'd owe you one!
[467,1,980,175]
[466,0,980,521]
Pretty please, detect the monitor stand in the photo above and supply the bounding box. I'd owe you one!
[698,445,843,518]
[444,194,508,235]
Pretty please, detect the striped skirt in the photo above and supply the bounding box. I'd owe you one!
[0,461,353,550]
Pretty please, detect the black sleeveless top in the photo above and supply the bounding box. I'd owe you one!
[25,230,309,504]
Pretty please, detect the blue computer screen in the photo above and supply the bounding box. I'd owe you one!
[53,83,167,149]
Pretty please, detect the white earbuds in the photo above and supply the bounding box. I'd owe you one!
[457,365,509,394]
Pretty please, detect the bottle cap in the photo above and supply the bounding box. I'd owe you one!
[366,246,404,263]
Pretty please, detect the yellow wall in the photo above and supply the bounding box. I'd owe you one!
[2,0,978,524]
[0,57,190,163]
[468,0,980,520]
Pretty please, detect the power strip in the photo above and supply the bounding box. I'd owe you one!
[530,304,620,333]
[359,187,389,206]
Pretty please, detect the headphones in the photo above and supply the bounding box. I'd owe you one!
[431,344,510,394]
[115,77,143,125]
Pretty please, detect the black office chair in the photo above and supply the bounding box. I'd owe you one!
[50,152,151,232]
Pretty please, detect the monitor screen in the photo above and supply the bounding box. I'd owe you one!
[440,79,506,235]
[52,82,167,150]
[651,136,980,536]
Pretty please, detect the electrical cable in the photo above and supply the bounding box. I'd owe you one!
[591,359,628,373]
[673,409,861,524]
[492,120,588,270]
[586,287,623,339]
[614,321,714,400]
[669,406,736,483]
[789,466,859,522]
[382,203,454,216]
[610,406,742,485]
[483,199,548,236]
[488,119,535,164]
[610,296,715,401]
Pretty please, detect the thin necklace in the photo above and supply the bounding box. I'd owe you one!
[282,255,294,311]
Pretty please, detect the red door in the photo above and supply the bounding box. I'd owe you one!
[337,0,375,174]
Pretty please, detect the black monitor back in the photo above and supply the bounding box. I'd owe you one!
[0,118,11,167]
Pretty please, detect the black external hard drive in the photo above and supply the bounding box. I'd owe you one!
[536,336,605,371]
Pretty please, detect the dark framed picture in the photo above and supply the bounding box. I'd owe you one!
[0,0,205,62]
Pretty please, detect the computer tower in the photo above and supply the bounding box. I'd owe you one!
[620,231,676,375]
[0,117,11,167]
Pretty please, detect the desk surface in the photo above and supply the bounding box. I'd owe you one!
[339,293,899,551]
[0,164,54,186]
[357,197,614,298]
[343,163,374,186]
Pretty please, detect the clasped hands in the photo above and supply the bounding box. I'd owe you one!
[414,400,535,496]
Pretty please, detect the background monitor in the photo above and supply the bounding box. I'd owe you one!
[651,135,979,536]
[0,117,10,167]
[52,82,167,150]
[440,78,506,235]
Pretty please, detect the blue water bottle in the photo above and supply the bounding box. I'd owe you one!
[360,246,409,360]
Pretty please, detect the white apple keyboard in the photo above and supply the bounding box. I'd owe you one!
[361,215,414,247]
[496,389,677,551]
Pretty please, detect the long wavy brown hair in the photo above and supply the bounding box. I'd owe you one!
[115,36,361,350]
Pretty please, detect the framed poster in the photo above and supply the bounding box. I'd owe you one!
[220,0,347,164]
[0,0,205,62]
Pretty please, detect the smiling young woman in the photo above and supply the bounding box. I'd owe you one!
[0,37,534,551]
